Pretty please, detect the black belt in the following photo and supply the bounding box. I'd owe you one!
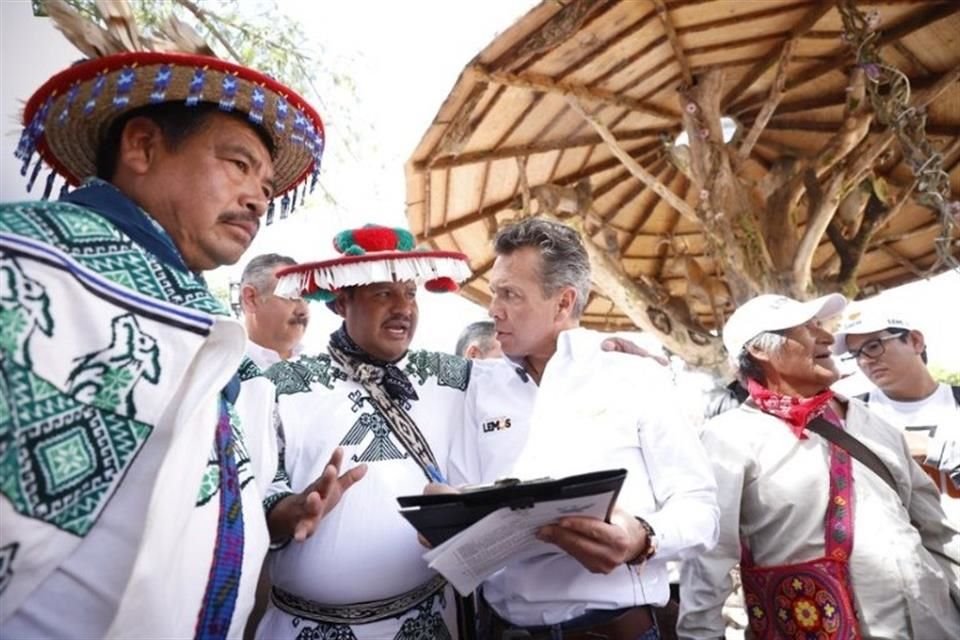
[480,600,656,640]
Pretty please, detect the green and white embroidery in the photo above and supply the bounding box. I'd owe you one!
[0,360,153,536]
[66,314,160,418]
[196,404,253,506]
[267,354,348,397]
[0,255,53,368]
[404,350,470,391]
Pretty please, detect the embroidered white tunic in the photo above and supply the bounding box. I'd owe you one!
[0,202,272,639]
[256,349,470,640]
[449,327,719,627]
[677,400,960,640]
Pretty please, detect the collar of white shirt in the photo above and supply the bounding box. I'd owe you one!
[245,340,303,370]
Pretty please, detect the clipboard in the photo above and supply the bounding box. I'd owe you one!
[397,468,627,547]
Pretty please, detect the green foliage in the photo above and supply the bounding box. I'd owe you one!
[38,0,367,208]
[929,365,960,386]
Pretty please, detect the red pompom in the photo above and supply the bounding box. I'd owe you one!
[352,226,399,252]
[425,277,458,293]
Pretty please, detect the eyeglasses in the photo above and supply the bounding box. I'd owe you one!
[841,334,903,362]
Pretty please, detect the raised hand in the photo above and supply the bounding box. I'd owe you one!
[601,337,669,366]
[268,447,367,543]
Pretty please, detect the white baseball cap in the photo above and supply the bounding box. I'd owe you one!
[832,305,916,355]
[722,293,847,360]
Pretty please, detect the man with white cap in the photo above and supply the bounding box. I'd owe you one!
[834,306,960,517]
[678,293,960,640]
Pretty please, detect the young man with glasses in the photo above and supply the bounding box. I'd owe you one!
[834,306,960,521]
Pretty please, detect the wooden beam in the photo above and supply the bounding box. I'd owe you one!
[566,96,704,230]
[472,65,678,120]
[603,158,671,224]
[463,256,495,288]
[878,244,926,278]
[738,38,796,161]
[489,0,616,72]
[730,2,960,114]
[418,139,661,240]
[721,2,833,108]
[762,120,960,137]
[653,0,692,86]
[555,7,658,80]
[428,82,489,162]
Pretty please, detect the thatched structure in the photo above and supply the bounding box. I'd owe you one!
[405,0,959,369]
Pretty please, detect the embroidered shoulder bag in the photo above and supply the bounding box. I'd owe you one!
[740,417,862,640]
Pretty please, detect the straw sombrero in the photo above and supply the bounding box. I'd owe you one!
[275,225,472,305]
[15,1,324,216]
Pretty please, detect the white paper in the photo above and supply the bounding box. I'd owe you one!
[420,489,617,595]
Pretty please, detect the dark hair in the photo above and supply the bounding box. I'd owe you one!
[494,217,591,317]
[95,102,276,181]
[240,253,296,293]
[888,328,927,364]
[737,350,767,387]
[455,320,497,357]
[704,380,749,419]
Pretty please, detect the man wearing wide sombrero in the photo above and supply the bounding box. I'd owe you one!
[255,225,472,639]
[0,3,333,638]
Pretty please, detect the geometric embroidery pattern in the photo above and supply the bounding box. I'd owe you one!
[0,255,53,369]
[0,203,229,316]
[288,591,449,640]
[404,350,471,391]
[66,313,160,418]
[0,542,19,595]
[237,356,262,382]
[0,358,152,536]
[266,354,348,397]
[339,411,407,465]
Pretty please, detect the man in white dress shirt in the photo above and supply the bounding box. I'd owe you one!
[833,304,960,522]
[448,217,719,640]
[240,253,309,370]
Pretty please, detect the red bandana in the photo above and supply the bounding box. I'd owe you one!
[746,378,834,440]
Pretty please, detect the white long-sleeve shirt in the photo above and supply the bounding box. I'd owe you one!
[678,399,960,639]
[449,327,719,627]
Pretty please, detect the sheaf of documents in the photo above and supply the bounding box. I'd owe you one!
[421,489,617,595]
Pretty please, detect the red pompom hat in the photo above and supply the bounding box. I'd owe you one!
[274,225,470,304]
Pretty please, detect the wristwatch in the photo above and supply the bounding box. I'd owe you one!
[627,517,657,565]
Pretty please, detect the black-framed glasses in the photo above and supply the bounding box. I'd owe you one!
[841,334,902,362]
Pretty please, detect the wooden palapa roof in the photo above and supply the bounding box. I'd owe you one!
[405,0,959,343]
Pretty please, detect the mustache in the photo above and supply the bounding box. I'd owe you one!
[218,211,261,233]
[288,315,309,326]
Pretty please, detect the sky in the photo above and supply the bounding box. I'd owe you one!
[1,0,957,379]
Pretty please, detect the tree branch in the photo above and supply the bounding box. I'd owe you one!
[566,96,707,232]
[546,213,727,371]
[652,0,692,85]
[737,38,795,161]
[172,0,245,62]
[473,65,678,120]
[792,170,845,295]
